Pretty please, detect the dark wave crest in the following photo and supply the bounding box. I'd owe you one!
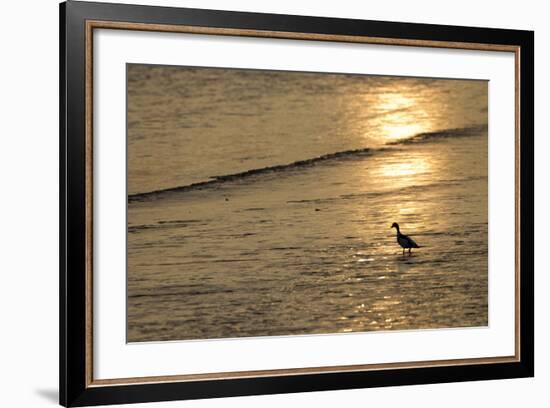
[387,124,487,145]
[129,147,377,203]
[128,124,487,203]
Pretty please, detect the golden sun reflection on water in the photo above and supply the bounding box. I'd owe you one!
[369,89,436,143]
[338,296,405,333]
[335,143,457,333]
[379,156,431,178]
[382,121,425,140]
[341,147,444,246]
[376,151,443,233]
[376,152,436,195]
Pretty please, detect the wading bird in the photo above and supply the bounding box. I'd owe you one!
[391,222,420,255]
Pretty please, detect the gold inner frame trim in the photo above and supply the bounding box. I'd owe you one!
[84,19,521,388]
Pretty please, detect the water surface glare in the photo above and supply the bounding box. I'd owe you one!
[127,65,488,342]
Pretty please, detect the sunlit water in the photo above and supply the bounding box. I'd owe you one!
[127,65,488,342]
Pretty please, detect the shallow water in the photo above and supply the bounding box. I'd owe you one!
[127,65,488,342]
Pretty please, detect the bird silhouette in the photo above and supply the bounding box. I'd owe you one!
[391,222,420,255]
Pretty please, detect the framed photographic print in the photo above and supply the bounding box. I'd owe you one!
[59,1,534,406]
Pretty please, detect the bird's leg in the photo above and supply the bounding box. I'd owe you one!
[408,248,411,256]
[402,248,405,256]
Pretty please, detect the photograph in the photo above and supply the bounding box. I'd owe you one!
[126,64,488,342]
[56,1,535,405]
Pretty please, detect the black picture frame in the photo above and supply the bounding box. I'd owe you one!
[60,1,534,406]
